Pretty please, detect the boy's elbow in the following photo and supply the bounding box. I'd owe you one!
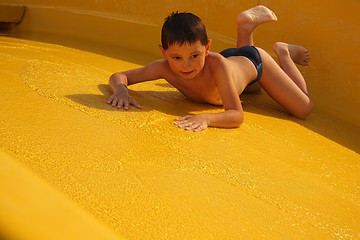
[233,110,244,128]
[238,114,244,127]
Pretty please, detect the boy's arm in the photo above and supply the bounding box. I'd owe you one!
[175,57,244,131]
[107,60,165,109]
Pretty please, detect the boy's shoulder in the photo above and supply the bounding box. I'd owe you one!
[150,58,168,67]
[145,58,176,80]
[207,52,226,61]
[144,59,171,74]
[150,59,172,70]
[205,52,228,71]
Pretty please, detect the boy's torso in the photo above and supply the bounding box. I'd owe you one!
[160,53,258,105]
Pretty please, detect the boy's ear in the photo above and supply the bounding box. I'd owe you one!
[205,39,212,56]
[158,45,167,59]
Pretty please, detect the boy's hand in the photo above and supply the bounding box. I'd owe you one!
[107,85,142,110]
[174,114,208,132]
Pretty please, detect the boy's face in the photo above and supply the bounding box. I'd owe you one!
[160,40,211,80]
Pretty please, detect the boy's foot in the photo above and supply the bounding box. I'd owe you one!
[273,42,311,66]
[237,5,277,33]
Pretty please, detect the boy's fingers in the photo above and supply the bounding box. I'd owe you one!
[194,125,206,132]
[116,99,123,109]
[185,124,198,131]
[178,121,196,129]
[109,95,142,110]
[111,98,118,107]
[131,99,142,109]
[107,96,114,104]
[175,115,190,121]
[123,101,129,110]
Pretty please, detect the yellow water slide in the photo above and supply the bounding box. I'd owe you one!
[0,0,359,239]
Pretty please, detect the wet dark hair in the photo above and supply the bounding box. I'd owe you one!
[161,11,209,50]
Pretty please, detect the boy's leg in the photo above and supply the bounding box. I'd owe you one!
[257,47,313,119]
[236,5,277,48]
[237,5,277,93]
[273,42,311,89]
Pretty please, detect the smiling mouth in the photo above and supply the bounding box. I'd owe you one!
[181,71,194,75]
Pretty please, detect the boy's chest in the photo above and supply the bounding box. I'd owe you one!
[167,75,222,105]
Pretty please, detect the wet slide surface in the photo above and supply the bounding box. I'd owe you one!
[0,34,359,239]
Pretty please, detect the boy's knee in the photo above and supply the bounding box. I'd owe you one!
[293,101,313,119]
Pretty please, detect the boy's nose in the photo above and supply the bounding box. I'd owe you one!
[183,59,192,69]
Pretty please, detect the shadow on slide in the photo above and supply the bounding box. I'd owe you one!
[66,83,359,153]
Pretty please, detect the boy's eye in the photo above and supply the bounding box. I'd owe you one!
[192,54,199,58]
[173,57,181,60]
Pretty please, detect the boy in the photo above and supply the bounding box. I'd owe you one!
[107,5,313,132]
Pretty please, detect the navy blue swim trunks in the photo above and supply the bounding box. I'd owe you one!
[219,46,263,85]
